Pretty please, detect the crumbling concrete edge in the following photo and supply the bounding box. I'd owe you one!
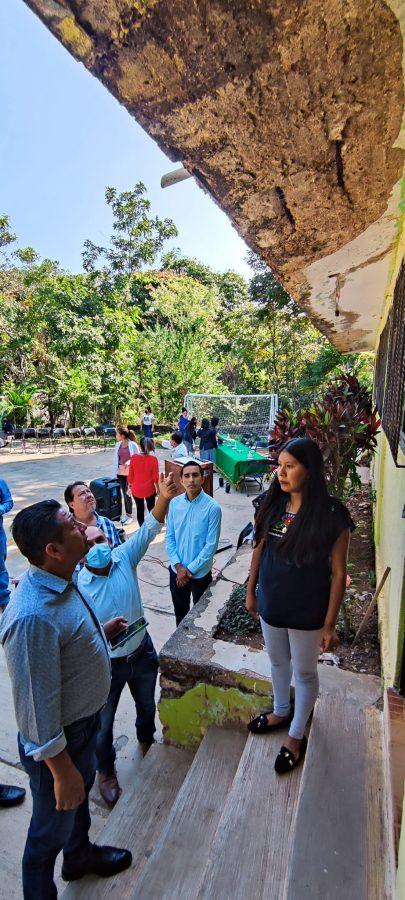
[158,544,276,748]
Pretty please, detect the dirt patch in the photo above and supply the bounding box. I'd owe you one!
[216,481,380,676]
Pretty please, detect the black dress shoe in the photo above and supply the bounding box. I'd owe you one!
[0,784,26,807]
[61,843,132,881]
[274,735,308,775]
[247,707,294,734]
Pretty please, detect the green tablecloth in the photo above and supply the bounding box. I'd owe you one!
[215,438,269,485]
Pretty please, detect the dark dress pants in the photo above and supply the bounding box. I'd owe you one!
[169,568,212,626]
[18,712,100,900]
[133,493,156,527]
[96,634,158,775]
[117,474,133,515]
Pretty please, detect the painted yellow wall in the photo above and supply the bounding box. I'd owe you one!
[373,178,405,687]
[374,432,405,685]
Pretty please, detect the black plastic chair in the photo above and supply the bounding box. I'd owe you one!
[68,427,84,451]
[82,426,98,449]
[52,427,69,451]
[23,427,38,452]
[37,427,53,452]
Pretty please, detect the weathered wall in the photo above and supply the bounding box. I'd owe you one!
[374,431,405,686]
[373,186,405,689]
[24,0,404,349]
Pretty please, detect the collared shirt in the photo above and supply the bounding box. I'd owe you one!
[0,478,13,527]
[78,512,162,659]
[165,490,222,578]
[172,442,189,459]
[0,567,111,761]
[95,512,121,549]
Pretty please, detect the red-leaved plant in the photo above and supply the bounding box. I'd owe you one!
[269,374,380,497]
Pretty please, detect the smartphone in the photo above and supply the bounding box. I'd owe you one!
[109,616,148,650]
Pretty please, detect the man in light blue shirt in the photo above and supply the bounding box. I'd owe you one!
[166,461,222,625]
[78,473,176,808]
[0,499,132,896]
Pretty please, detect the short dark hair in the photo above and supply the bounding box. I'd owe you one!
[171,431,183,445]
[64,481,87,508]
[182,407,187,413]
[181,460,203,477]
[11,500,64,566]
[211,416,219,428]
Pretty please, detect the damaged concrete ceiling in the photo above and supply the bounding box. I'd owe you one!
[23,0,405,350]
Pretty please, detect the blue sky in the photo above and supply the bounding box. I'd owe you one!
[0,0,252,278]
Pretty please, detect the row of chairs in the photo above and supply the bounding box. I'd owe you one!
[0,426,115,453]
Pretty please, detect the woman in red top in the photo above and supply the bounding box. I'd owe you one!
[127,437,159,527]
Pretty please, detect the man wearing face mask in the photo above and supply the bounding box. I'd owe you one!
[77,472,176,808]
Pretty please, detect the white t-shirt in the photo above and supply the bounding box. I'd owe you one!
[142,413,155,426]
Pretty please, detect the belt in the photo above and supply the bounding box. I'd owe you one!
[111,633,148,665]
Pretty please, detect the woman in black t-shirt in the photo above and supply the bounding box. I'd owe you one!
[245,437,354,774]
[197,418,218,462]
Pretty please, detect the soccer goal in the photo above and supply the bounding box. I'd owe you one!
[184,393,278,440]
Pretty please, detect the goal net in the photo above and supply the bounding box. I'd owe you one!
[184,394,278,440]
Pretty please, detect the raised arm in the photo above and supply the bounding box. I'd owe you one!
[122,473,176,567]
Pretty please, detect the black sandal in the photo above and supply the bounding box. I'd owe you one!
[247,708,294,735]
[274,735,307,774]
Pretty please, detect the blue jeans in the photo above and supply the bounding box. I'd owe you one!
[18,712,100,900]
[142,425,153,438]
[200,448,215,462]
[0,524,10,607]
[96,633,158,775]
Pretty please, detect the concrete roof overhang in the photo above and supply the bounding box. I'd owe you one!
[24,0,405,350]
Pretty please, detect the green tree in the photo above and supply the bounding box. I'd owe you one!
[83,184,178,277]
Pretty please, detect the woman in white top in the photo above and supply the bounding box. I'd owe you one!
[141,406,155,439]
[113,426,139,524]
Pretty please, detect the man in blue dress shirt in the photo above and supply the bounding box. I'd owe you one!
[165,461,222,625]
[0,500,133,899]
[78,473,177,807]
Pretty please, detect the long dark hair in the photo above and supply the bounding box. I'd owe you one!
[117,425,136,442]
[140,437,155,454]
[255,437,340,566]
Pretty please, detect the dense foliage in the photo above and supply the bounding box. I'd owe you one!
[270,374,380,497]
[0,187,373,428]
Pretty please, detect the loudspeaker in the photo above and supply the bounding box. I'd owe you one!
[89,477,122,521]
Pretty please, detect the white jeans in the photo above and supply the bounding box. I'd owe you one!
[260,618,322,740]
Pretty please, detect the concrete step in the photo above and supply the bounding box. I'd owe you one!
[199,730,302,900]
[285,695,394,900]
[62,743,193,899]
[131,726,247,900]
